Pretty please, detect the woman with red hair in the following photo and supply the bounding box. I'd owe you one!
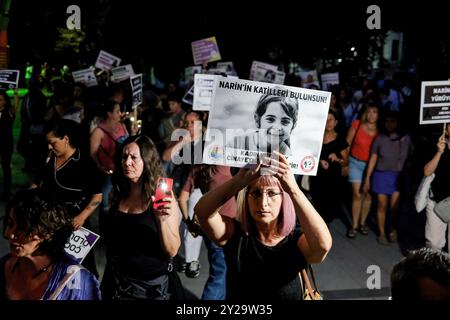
[195,151,332,300]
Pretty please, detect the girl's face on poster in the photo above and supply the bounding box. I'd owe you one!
[259,102,294,143]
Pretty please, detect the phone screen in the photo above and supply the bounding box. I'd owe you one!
[153,177,173,210]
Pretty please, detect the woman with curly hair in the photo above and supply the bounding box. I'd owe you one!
[101,135,181,300]
[0,188,101,300]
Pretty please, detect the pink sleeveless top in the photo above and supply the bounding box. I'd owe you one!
[97,123,128,171]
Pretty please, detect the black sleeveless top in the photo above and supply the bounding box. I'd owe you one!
[105,207,169,280]
[224,221,307,300]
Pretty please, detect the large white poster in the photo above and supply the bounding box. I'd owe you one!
[203,77,331,175]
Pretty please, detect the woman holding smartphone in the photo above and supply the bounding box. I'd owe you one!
[101,135,181,300]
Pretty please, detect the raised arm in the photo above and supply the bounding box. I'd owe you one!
[194,165,260,246]
[269,151,332,264]
[153,193,181,257]
[424,135,446,176]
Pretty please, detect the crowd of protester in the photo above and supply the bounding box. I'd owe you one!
[0,58,449,300]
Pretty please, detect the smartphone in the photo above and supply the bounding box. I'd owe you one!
[153,177,173,210]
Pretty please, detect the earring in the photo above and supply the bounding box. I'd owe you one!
[9,233,15,240]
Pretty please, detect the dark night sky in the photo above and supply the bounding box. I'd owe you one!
[7,0,450,81]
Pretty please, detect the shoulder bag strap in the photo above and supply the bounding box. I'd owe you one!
[300,267,314,299]
[47,265,82,300]
[308,264,320,293]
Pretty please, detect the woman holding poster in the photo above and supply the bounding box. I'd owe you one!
[195,151,332,300]
[0,189,101,300]
[227,95,298,157]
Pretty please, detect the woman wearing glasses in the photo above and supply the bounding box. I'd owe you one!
[195,151,332,300]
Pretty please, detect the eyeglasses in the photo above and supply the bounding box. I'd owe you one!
[248,189,282,200]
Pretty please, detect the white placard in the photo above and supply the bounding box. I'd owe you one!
[130,74,143,109]
[111,64,135,82]
[249,61,285,84]
[95,50,122,71]
[72,68,98,87]
[64,227,100,263]
[193,74,217,111]
[203,77,331,175]
[420,81,450,124]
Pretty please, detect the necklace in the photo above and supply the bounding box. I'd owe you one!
[32,262,53,279]
[12,258,54,279]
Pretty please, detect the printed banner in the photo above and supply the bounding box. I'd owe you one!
[72,68,98,87]
[95,50,122,71]
[64,227,100,263]
[203,77,331,175]
[0,70,20,89]
[420,81,450,124]
[191,36,222,66]
[249,61,285,84]
[130,74,143,109]
[193,74,217,111]
[111,64,135,82]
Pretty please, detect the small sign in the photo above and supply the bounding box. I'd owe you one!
[0,70,20,89]
[130,74,143,109]
[72,68,98,87]
[191,37,222,66]
[95,50,122,71]
[64,227,100,263]
[420,81,450,124]
[111,64,135,82]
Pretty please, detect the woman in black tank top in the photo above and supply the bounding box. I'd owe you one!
[101,135,181,300]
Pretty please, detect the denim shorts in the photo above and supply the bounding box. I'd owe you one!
[348,156,367,183]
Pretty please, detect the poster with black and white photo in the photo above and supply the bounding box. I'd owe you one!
[320,73,339,91]
[111,64,135,82]
[203,77,331,175]
[95,50,122,71]
[420,81,450,124]
[193,74,217,111]
[249,61,285,84]
[64,227,100,263]
[216,61,238,76]
[130,74,143,109]
[299,70,320,89]
[0,70,20,89]
[72,68,98,87]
